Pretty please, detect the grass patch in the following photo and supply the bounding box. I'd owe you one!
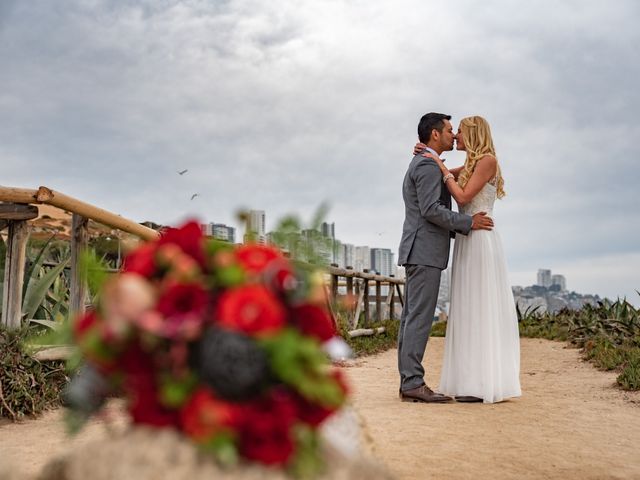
[338,318,399,357]
[335,316,448,357]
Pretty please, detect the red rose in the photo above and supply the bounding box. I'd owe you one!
[215,285,286,336]
[156,283,209,339]
[128,379,179,427]
[122,242,157,278]
[238,389,297,465]
[294,393,336,427]
[291,304,336,342]
[235,244,283,274]
[266,260,298,294]
[295,369,348,426]
[120,344,179,427]
[180,387,241,442]
[73,310,99,339]
[158,220,206,267]
[73,310,120,369]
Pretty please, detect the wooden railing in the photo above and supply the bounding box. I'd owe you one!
[0,185,159,330]
[1,184,406,342]
[326,265,405,337]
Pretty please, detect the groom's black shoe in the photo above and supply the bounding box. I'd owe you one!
[455,396,483,403]
[400,385,453,403]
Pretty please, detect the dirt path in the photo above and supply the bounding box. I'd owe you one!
[345,338,640,480]
[1,338,639,479]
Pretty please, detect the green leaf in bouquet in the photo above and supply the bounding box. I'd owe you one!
[288,424,324,479]
[159,372,198,408]
[264,205,334,266]
[201,431,239,468]
[80,250,110,298]
[64,408,91,435]
[215,264,245,288]
[204,238,235,255]
[81,329,116,363]
[65,346,84,374]
[260,329,343,407]
[309,203,330,232]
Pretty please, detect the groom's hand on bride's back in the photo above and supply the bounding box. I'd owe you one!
[471,212,494,230]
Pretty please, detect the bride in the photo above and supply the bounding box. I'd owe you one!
[420,115,521,403]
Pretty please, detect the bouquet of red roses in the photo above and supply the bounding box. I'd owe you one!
[65,220,350,476]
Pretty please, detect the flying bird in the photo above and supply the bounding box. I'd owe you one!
[190,193,200,201]
[177,169,188,175]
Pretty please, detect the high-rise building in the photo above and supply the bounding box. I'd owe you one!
[537,269,552,288]
[200,223,213,236]
[212,223,236,243]
[551,274,566,291]
[202,223,236,243]
[321,222,335,239]
[370,248,394,276]
[246,210,266,244]
[342,243,355,269]
[320,222,337,264]
[354,246,370,272]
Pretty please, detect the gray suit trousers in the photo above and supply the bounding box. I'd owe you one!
[398,264,441,391]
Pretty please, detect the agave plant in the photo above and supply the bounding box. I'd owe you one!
[0,236,70,330]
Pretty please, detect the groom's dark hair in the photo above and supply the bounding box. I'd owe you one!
[418,113,451,143]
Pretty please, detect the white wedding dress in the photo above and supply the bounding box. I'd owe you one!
[439,181,522,403]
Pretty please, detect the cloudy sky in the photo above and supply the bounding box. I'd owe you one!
[1,0,639,304]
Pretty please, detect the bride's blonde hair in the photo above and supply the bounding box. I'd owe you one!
[457,116,506,199]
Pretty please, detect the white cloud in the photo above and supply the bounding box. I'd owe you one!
[1,0,638,301]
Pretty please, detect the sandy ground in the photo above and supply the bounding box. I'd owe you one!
[1,338,639,479]
[346,338,640,480]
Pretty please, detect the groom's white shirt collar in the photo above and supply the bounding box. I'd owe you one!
[424,147,438,156]
[423,147,443,161]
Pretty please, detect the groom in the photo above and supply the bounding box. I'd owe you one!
[397,112,493,403]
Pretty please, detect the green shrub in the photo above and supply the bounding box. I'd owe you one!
[583,335,625,371]
[520,297,640,391]
[617,349,640,390]
[0,326,68,421]
[430,321,447,337]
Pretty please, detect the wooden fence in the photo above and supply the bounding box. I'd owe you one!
[326,265,404,338]
[0,184,405,349]
[0,185,158,330]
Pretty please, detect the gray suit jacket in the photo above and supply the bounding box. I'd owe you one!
[397,153,473,270]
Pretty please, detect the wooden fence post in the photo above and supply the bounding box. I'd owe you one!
[330,267,338,301]
[351,279,365,329]
[386,283,396,321]
[2,221,29,329]
[362,276,370,327]
[345,269,354,316]
[70,214,89,318]
[375,280,382,322]
[346,270,353,297]
[1,204,38,329]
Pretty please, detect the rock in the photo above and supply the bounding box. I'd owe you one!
[34,427,394,480]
